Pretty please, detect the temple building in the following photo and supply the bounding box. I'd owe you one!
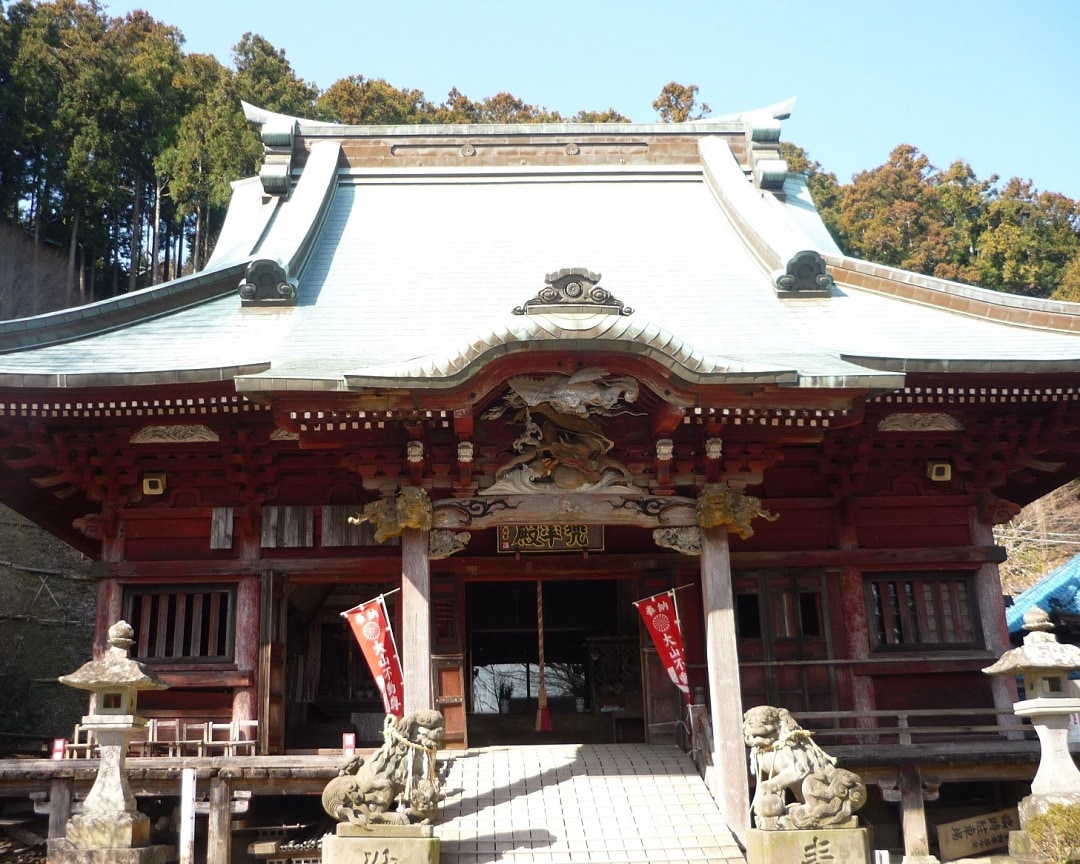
[1,99,1079,858]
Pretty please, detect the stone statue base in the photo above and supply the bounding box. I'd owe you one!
[746,827,870,864]
[46,839,171,864]
[322,822,440,864]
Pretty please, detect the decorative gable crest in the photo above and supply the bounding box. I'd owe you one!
[774,250,834,298]
[513,268,633,316]
[238,259,298,306]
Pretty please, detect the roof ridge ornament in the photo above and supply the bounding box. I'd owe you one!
[774,250,835,298]
[513,268,633,316]
[239,259,298,306]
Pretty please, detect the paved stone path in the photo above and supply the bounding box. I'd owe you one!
[435,743,746,863]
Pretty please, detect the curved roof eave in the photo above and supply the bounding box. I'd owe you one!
[0,263,249,356]
[233,314,906,397]
[0,363,272,390]
[827,255,1080,336]
[839,354,1080,375]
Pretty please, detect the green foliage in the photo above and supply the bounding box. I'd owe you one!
[780,142,843,243]
[1,2,1078,308]
[317,75,430,125]
[653,81,710,123]
[1025,803,1080,863]
[232,32,318,117]
[821,142,1080,298]
[572,108,631,123]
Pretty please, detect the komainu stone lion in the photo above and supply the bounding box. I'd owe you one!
[322,710,445,828]
[743,705,866,831]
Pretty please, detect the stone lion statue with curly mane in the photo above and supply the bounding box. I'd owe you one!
[322,710,445,828]
[743,705,866,831]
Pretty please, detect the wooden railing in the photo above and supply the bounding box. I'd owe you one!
[791,708,1034,746]
[63,718,258,759]
[686,706,1036,773]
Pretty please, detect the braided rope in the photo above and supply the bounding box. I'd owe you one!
[382,715,438,785]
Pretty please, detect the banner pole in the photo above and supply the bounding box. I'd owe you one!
[341,586,402,617]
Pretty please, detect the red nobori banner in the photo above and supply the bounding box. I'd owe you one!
[635,590,691,703]
[344,596,404,716]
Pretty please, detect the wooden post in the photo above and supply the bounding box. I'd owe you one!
[179,767,195,864]
[47,777,73,841]
[401,527,433,714]
[234,575,260,728]
[899,765,939,864]
[207,776,231,864]
[969,509,1020,718]
[835,509,877,727]
[699,525,750,845]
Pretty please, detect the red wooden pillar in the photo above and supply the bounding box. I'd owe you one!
[836,506,876,721]
[402,527,432,714]
[700,525,750,845]
[233,575,260,724]
[94,578,124,657]
[969,509,1019,714]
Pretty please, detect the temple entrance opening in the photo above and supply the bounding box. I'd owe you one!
[464,577,645,746]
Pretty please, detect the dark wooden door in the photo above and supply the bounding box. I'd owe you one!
[734,569,836,713]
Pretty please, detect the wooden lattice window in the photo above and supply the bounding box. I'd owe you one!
[865,572,980,650]
[124,585,236,663]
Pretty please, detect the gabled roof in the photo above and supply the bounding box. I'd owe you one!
[1,102,1079,399]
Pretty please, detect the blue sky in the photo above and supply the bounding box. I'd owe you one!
[105,0,1080,199]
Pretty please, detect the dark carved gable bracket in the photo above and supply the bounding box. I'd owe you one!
[513,268,633,316]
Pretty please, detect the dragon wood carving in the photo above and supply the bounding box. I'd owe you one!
[483,370,639,494]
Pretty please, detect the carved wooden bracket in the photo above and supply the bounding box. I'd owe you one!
[349,487,433,543]
[696,482,777,540]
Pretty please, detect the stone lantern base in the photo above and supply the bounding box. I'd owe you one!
[1005,791,1080,860]
[64,810,151,848]
[46,838,171,864]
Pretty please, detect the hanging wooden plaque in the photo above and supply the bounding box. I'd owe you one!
[497,524,604,553]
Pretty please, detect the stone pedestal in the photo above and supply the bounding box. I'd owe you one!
[321,823,440,864]
[746,827,870,864]
[46,839,171,864]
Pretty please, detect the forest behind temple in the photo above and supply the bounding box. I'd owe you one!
[2,0,1080,321]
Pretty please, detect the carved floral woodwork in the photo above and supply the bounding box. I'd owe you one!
[877,412,965,432]
[129,424,221,444]
[428,529,471,560]
[976,492,1022,526]
[653,526,702,556]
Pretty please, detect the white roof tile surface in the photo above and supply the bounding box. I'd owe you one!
[1,134,1079,391]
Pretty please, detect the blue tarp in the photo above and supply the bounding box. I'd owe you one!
[1006,553,1080,636]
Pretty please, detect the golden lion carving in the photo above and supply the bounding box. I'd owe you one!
[743,705,866,831]
[349,487,433,543]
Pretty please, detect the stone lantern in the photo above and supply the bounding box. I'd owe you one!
[50,620,169,864]
[983,605,1080,851]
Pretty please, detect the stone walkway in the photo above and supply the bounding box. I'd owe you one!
[434,743,746,864]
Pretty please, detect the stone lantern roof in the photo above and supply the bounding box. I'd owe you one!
[983,606,1080,676]
[58,620,168,693]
